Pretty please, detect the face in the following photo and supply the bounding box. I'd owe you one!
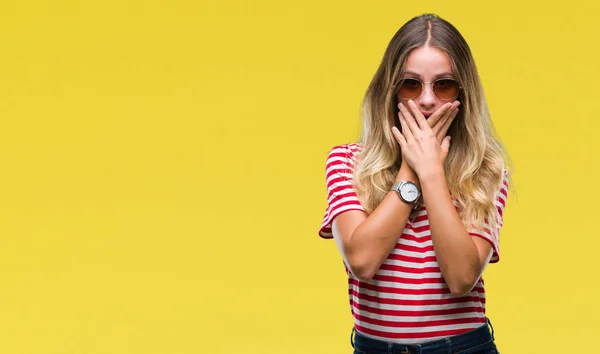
[396,45,458,118]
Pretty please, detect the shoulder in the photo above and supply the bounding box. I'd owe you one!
[326,143,362,163]
[500,167,510,187]
[324,143,363,177]
[499,167,510,194]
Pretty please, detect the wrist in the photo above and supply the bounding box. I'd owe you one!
[397,163,420,189]
[417,165,445,184]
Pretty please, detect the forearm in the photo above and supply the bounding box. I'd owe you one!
[419,168,481,295]
[346,166,419,280]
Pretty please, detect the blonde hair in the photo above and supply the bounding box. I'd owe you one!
[353,13,512,234]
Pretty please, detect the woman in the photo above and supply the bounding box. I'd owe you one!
[318,13,511,354]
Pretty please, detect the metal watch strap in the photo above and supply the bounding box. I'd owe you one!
[391,181,420,210]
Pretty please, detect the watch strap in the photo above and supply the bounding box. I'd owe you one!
[391,180,421,209]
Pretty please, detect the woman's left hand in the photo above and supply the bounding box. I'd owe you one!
[391,100,459,179]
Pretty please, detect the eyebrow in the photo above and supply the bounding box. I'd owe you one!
[402,71,454,78]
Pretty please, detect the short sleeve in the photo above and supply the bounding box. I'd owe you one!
[318,144,366,239]
[467,169,509,263]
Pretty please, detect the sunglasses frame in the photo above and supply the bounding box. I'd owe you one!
[396,77,463,101]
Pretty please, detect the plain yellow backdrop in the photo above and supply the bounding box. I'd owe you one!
[0,0,598,353]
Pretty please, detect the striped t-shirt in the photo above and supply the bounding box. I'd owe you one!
[319,143,508,344]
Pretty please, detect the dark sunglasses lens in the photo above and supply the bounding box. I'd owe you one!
[433,79,460,99]
[398,79,421,99]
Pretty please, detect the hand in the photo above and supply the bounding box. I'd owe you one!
[391,100,459,178]
[427,101,460,143]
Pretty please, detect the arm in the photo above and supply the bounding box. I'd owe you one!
[332,164,418,282]
[330,103,458,282]
[396,100,498,296]
[419,168,493,296]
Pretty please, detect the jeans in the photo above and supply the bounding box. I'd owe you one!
[351,318,499,354]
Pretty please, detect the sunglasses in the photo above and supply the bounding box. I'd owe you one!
[397,78,461,101]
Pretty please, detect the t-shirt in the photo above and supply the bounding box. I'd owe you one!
[319,143,508,344]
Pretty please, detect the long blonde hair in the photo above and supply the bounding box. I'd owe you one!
[353,13,512,234]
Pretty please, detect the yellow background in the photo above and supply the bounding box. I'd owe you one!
[0,1,597,353]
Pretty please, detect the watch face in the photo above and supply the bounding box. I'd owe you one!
[400,182,419,202]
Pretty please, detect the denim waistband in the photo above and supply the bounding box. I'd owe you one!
[351,318,495,354]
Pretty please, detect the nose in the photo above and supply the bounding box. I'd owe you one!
[417,83,436,110]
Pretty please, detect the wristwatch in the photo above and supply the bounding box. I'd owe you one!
[391,180,420,209]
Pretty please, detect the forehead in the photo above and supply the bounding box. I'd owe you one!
[403,46,453,78]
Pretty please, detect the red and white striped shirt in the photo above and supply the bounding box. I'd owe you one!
[319,143,509,344]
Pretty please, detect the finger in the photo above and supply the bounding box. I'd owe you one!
[391,126,407,148]
[433,107,452,141]
[441,135,451,160]
[400,109,419,144]
[438,108,459,141]
[441,135,451,150]
[399,102,420,135]
[398,110,415,143]
[408,100,431,131]
[435,107,455,141]
[434,101,460,141]
[427,103,452,128]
